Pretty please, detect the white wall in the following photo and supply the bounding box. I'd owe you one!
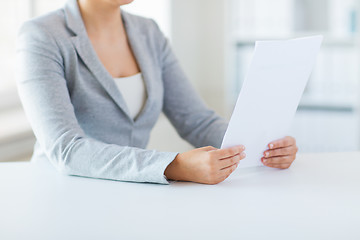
[170,0,229,117]
[148,0,231,152]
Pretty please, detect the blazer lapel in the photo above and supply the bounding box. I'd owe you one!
[121,11,155,122]
[64,0,132,120]
[70,36,133,119]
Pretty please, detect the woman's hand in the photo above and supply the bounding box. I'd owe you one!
[262,136,298,169]
[164,145,246,184]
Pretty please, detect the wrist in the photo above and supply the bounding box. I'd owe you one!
[164,153,184,181]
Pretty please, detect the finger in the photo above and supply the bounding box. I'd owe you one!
[218,152,246,169]
[262,156,294,165]
[210,145,245,159]
[220,162,239,177]
[268,136,296,149]
[263,145,298,158]
[263,162,291,169]
[217,171,234,184]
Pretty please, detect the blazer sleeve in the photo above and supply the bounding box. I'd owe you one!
[16,21,177,184]
[154,22,228,148]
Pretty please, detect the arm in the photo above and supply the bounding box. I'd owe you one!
[16,21,176,184]
[156,24,228,148]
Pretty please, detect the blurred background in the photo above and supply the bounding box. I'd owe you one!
[1,0,360,162]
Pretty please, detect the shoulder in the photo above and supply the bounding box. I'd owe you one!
[18,9,69,46]
[121,10,159,31]
[16,9,69,66]
[122,10,166,41]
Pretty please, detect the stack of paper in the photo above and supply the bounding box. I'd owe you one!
[221,36,323,168]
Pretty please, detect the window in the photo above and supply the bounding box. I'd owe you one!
[230,0,360,152]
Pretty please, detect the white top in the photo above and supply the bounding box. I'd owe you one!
[1,152,360,240]
[114,73,147,120]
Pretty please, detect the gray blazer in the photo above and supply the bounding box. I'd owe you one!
[16,0,228,184]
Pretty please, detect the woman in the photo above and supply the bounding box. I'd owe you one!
[16,0,298,184]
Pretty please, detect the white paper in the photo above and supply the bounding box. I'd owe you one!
[221,36,323,168]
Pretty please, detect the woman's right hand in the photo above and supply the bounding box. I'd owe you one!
[164,145,246,184]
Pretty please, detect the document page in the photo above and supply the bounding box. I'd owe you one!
[221,36,323,168]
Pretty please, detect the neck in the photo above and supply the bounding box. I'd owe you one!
[78,0,124,34]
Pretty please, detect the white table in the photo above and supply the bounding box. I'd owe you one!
[1,152,359,240]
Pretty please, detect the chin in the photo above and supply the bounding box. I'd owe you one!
[115,0,134,6]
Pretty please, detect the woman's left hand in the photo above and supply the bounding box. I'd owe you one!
[262,136,298,169]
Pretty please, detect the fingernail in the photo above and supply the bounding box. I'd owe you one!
[240,145,245,150]
[265,152,269,157]
[240,152,246,158]
[269,144,274,149]
[263,159,267,163]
